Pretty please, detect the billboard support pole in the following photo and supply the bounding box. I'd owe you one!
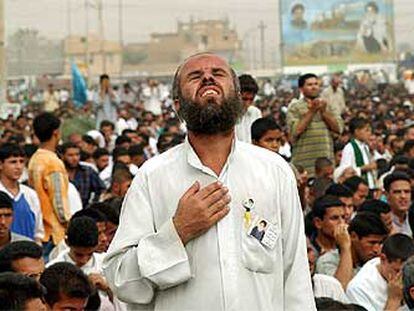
[278,0,284,72]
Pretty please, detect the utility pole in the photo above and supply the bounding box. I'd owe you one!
[0,0,5,102]
[118,0,123,80]
[84,0,91,82]
[259,20,266,70]
[97,0,106,74]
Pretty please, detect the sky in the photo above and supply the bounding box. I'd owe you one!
[5,0,414,67]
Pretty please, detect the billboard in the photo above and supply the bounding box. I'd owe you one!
[280,0,395,66]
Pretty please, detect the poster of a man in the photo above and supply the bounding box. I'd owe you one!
[291,3,307,29]
[357,1,389,54]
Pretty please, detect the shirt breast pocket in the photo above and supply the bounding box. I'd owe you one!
[241,218,280,274]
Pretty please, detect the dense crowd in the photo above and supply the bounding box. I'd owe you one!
[0,63,414,310]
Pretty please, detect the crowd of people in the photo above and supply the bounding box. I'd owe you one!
[0,52,413,310]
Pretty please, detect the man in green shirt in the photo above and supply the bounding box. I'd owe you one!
[287,73,343,177]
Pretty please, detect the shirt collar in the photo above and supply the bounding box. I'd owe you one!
[0,181,22,200]
[185,134,237,179]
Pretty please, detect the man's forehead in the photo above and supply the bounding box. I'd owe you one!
[180,54,231,74]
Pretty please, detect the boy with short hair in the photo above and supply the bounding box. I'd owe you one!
[340,117,377,190]
[251,117,283,154]
[0,143,44,243]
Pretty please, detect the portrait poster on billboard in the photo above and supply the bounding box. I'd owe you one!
[280,0,395,66]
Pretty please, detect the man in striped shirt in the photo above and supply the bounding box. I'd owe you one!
[287,73,343,177]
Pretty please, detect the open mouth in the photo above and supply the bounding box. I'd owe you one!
[198,86,221,98]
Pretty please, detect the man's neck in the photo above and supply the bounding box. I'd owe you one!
[40,141,56,152]
[188,130,234,176]
[66,167,78,180]
[315,232,336,253]
[0,175,19,196]
[393,209,407,224]
[0,233,10,248]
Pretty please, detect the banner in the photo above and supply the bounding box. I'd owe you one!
[280,0,395,66]
[71,62,87,107]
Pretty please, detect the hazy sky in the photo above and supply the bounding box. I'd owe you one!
[5,0,414,53]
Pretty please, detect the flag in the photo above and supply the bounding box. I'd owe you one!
[71,62,87,107]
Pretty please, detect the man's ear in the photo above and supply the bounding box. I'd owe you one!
[409,286,414,300]
[313,217,323,230]
[173,99,180,115]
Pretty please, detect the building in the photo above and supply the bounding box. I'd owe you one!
[63,34,122,78]
[124,18,241,76]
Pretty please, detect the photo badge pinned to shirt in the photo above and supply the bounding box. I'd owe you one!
[248,216,278,250]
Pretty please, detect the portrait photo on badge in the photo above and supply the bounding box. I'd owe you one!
[249,218,268,242]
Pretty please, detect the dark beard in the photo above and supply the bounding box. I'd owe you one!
[178,93,244,135]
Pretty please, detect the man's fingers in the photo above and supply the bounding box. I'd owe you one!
[181,181,200,200]
[209,206,230,224]
[203,186,229,207]
[196,181,223,200]
[208,194,231,215]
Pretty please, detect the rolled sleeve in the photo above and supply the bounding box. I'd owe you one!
[104,172,191,305]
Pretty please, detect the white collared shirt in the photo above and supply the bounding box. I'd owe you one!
[104,138,315,310]
[0,182,44,241]
[340,139,376,189]
[235,105,262,143]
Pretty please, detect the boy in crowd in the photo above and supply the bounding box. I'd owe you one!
[311,195,346,255]
[40,262,93,311]
[0,272,46,310]
[325,183,354,223]
[340,117,377,190]
[343,176,369,210]
[0,191,31,250]
[0,143,44,243]
[0,240,44,281]
[384,172,412,237]
[347,234,414,311]
[47,216,113,309]
[316,212,388,289]
[251,117,283,154]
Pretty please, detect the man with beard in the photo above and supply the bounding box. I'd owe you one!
[287,73,343,177]
[61,142,105,208]
[103,53,315,310]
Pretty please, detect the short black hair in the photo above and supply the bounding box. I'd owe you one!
[291,3,305,14]
[128,144,145,157]
[61,142,79,154]
[113,147,130,162]
[366,1,379,13]
[313,194,344,220]
[298,73,318,88]
[99,74,109,83]
[0,143,25,161]
[0,241,43,273]
[89,202,119,225]
[82,134,98,146]
[384,171,411,192]
[72,208,107,223]
[66,217,98,248]
[343,176,368,193]
[33,112,61,143]
[99,120,114,130]
[0,272,45,310]
[115,135,132,147]
[92,148,109,160]
[349,117,370,135]
[0,191,13,210]
[403,140,414,154]
[111,163,133,186]
[382,234,414,262]
[315,157,333,173]
[251,118,281,142]
[238,74,259,94]
[359,199,391,215]
[40,262,92,307]
[325,183,353,198]
[349,212,388,238]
